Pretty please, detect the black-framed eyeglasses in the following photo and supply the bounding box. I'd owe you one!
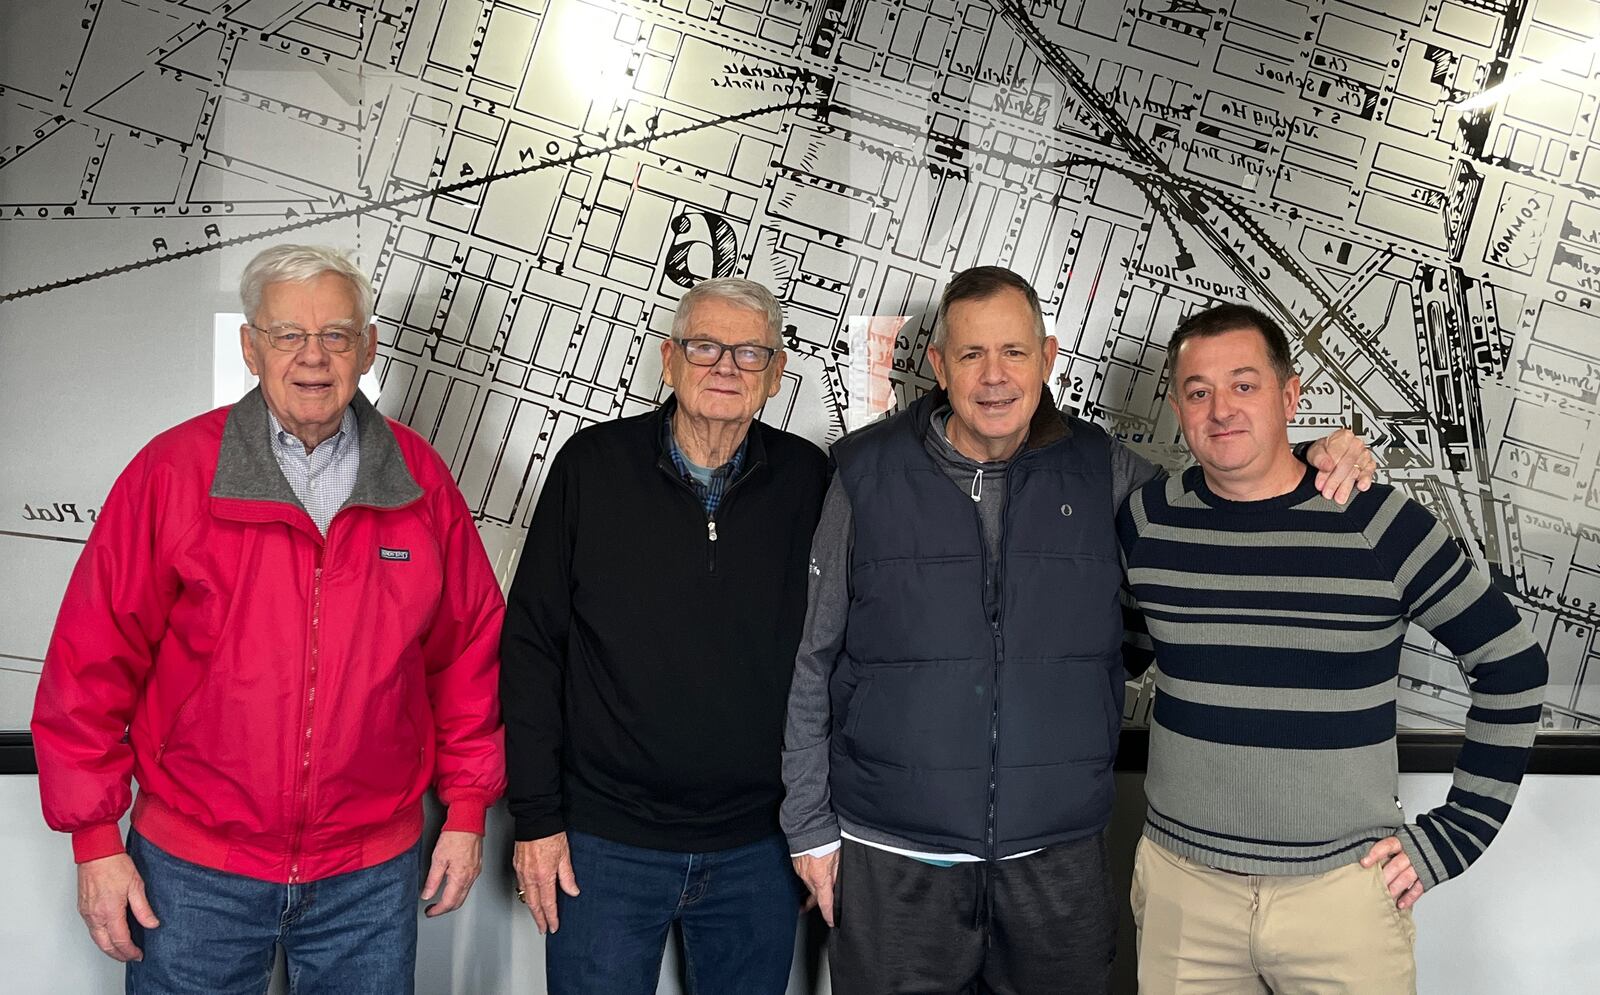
[673,338,778,372]
[248,324,364,353]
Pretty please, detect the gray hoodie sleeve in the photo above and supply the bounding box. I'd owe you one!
[1110,436,1164,510]
[780,475,853,854]
[1108,438,1163,679]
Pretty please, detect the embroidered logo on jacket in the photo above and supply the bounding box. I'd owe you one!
[379,547,411,561]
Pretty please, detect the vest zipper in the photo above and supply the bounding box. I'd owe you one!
[987,619,1001,851]
[706,518,718,571]
[953,458,1006,861]
[983,457,1025,863]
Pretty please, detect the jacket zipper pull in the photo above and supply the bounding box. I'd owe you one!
[707,519,718,542]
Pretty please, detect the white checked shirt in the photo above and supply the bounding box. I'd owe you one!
[267,406,360,535]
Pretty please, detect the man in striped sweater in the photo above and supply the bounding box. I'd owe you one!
[1116,304,1548,994]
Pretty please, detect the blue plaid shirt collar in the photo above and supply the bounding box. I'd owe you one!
[663,414,747,518]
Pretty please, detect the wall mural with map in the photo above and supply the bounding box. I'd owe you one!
[2,0,1598,737]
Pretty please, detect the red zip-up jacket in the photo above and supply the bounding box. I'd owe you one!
[32,389,506,883]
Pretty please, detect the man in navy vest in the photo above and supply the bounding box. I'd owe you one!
[779,267,1375,994]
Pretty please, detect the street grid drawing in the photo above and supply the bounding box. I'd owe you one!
[3,0,1599,734]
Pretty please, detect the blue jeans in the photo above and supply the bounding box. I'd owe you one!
[125,831,420,995]
[546,831,802,995]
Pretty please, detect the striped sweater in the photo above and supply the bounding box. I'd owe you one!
[1115,465,1548,890]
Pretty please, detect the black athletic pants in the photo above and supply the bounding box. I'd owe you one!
[827,833,1116,995]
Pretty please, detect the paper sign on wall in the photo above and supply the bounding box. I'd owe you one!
[845,315,908,433]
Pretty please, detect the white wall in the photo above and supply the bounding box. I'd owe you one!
[4,772,1594,994]
[1402,774,1600,994]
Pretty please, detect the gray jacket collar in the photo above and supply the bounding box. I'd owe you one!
[211,387,423,511]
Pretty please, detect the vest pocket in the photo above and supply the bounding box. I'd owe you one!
[842,675,875,740]
[998,658,1119,765]
[843,665,993,769]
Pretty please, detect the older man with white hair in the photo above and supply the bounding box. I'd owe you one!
[501,277,829,994]
[32,244,506,994]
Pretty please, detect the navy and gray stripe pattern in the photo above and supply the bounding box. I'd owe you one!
[1116,465,1547,890]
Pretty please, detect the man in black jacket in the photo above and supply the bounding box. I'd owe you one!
[781,267,1375,994]
[501,278,828,994]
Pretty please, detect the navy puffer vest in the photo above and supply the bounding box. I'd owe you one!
[829,389,1125,857]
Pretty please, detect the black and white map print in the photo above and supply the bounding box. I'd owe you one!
[2,0,1598,734]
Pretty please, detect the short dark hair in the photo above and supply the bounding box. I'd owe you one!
[931,266,1046,348]
[1168,304,1295,385]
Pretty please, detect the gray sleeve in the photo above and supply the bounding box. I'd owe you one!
[779,475,852,854]
[1110,439,1162,678]
[1110,437,1165,510]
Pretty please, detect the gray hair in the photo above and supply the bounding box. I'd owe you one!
[930,266,1047,349]
[671,278,784,347]
[239,244,375,326]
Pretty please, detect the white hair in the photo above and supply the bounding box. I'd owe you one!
[239,244,374,325]
[671,278,784,347]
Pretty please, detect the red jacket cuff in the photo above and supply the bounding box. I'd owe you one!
[72,823,126,864]
[442,799,488,835]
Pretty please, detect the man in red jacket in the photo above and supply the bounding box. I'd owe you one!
[31,244,506,994]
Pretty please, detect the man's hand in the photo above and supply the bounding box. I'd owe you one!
[792,850,839,928]
[78,854,158,962]
[421,830,482,918]
[1306,428,1377,504]
[1361,836,1424,910]
[513,832,580,934]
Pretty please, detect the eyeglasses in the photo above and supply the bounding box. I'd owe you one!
[673,338,778,372]
[249,324,364,353]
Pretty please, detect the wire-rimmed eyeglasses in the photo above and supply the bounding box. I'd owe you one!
[248,324,365,353]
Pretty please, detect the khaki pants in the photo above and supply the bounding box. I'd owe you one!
[1131,837,1416,995]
